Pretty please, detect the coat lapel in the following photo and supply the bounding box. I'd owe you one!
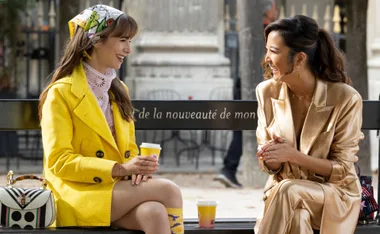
[71,62,119,152]
[112,102,129,155]
[271,82,301,178]
[300,79,333,155]
[271,82,296,148]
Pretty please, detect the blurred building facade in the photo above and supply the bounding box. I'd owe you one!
[367,0,380,171]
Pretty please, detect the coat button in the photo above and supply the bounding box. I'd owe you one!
[93,177,102,183]
[125,151,130,158]
[96,150,104,158]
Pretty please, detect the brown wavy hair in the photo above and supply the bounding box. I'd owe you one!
[38,14,138,121]
[262,15,351,85]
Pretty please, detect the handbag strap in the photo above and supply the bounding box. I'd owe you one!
[6,170,47,189]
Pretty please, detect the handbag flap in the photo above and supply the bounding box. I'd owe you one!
[0,187,52,210]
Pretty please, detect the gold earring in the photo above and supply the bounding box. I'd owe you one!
[297,70,300,79]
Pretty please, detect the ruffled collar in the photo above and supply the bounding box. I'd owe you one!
[82,61,116,92]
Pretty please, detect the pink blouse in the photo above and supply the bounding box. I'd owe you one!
[82,61,117,139]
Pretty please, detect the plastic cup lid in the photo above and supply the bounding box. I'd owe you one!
[140,142,161,149]
[196,200,217,206]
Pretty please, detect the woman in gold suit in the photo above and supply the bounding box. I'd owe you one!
[255,15,363,234]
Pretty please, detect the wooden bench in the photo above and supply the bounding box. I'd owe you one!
[0,99,379,233]
[0,218,379,233]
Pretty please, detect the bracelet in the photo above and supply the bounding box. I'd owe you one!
[266,163,283,175]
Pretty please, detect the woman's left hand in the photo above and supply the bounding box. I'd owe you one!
[261,141,299,164]
[127,174,152,186]
[121,174,150,184]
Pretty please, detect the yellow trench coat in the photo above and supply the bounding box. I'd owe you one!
[41,62,139,227]
[255,78,363,234]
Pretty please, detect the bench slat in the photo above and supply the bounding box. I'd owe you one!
[0,100,378,131]
[1,223,380,234]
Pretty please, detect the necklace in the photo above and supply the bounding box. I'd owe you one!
[289,92,311,100]
[290,94,310,118]
[289,89,312,101]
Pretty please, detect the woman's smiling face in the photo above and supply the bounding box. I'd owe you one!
[95,36,132,70]
[265,31,294,81]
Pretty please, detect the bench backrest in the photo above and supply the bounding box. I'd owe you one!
[0,100,379,131]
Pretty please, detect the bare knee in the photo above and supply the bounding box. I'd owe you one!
[139,202,169,222]
[157,179,183,207]
[112,201,170,233]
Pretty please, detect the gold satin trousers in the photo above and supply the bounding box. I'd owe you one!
[258,179,324,234]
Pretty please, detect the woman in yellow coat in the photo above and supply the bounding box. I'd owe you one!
[39,5,183,234]
[254,15,362,234]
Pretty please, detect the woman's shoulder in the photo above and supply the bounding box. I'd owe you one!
[44,75,77,102]
[326,81,362,102]
[256,79,279,90]
[47,77,73,93]
[53,77,73,86]
[48,63,86,92]
[256,79,282,98]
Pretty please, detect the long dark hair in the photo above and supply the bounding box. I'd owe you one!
[262,15,351,84]
[39,14,138,121]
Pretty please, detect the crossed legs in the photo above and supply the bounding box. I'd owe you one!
[258,179,324,234]
[111,178,183,234]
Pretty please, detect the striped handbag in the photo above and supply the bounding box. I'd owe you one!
[354,163,379,224]
[0,171,55,228]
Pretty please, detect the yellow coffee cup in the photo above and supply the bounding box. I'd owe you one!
[197,200,217,228]
[139,142,161,160]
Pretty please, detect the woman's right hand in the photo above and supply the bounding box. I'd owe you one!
[121,156,159,176]
[257,134,284,171]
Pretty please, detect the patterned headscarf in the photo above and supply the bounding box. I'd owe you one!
[68,4,124,39]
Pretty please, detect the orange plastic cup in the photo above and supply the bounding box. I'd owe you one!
[197,201,217,228]
[139,142,161,160]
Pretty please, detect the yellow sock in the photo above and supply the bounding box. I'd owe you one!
[166,208,184,234]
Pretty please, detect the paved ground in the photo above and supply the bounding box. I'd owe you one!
[158,173,265,219]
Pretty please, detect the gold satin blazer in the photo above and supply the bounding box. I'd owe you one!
[255,78,363,234]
